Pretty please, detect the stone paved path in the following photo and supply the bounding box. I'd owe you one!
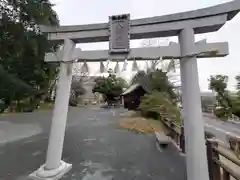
[0,107,187,180]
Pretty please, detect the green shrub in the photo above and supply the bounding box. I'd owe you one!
[69,93,78,107]
[139,91,181,124]
[69,98,78,106]
[214,107,230,121]
[0,100,5,113]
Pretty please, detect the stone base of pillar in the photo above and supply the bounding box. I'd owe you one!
[28,160,72,180]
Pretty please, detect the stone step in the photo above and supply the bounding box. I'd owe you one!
[155,131,171,147]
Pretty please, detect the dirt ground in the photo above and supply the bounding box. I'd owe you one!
[118,112,170,135]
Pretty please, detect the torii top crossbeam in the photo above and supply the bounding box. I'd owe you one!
[40,0,240,43]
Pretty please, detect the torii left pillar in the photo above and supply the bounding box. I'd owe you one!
[29,39,76,180]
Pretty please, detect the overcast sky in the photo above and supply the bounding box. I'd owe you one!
[50,0,240,91]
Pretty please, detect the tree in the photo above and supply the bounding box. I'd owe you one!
[130,68,180,122]
[116,77,128,89]
[69,76,86,106]
[139,91,181,123]
[231,75,240,117]
[150,70,177,99]
[209,75,228,93]
[131,69,179,104]
[0,0,59,111]
[0,65,34,112]
[92,74,126,101]
[208,75,233,119]
[131,70,146,84]
[71,78,86,98]
[208,74,240,119]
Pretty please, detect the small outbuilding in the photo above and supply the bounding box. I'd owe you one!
[121,76,152,110]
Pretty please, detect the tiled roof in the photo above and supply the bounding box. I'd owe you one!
[121,84,141,95]
[138,74,153,93]
[121,74,153,96]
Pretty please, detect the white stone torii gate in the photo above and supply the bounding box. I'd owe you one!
[29,1,240,180]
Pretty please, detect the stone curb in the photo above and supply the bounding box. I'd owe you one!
[155,131,185,156]
[228,120,240,125]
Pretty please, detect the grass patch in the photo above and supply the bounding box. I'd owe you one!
[0,102,54,116]
[0,112,10,116]
[119,115,169,134]
[37,103,54,110]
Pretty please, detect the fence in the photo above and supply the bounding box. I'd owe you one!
[160,118,240,180]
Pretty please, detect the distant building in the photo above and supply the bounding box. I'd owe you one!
[81,76,96,102]
[73,76,98,103]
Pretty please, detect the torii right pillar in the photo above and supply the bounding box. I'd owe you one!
[179,27,209,180]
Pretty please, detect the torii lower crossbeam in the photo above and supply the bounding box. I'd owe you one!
[44,41,228,62]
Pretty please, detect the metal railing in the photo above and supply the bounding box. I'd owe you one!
[160,118,240,180]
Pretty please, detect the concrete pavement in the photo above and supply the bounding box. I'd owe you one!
[180,111,240,143]
[0,107,187,180]
[203,115,240,144]
[1,109,237,146]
